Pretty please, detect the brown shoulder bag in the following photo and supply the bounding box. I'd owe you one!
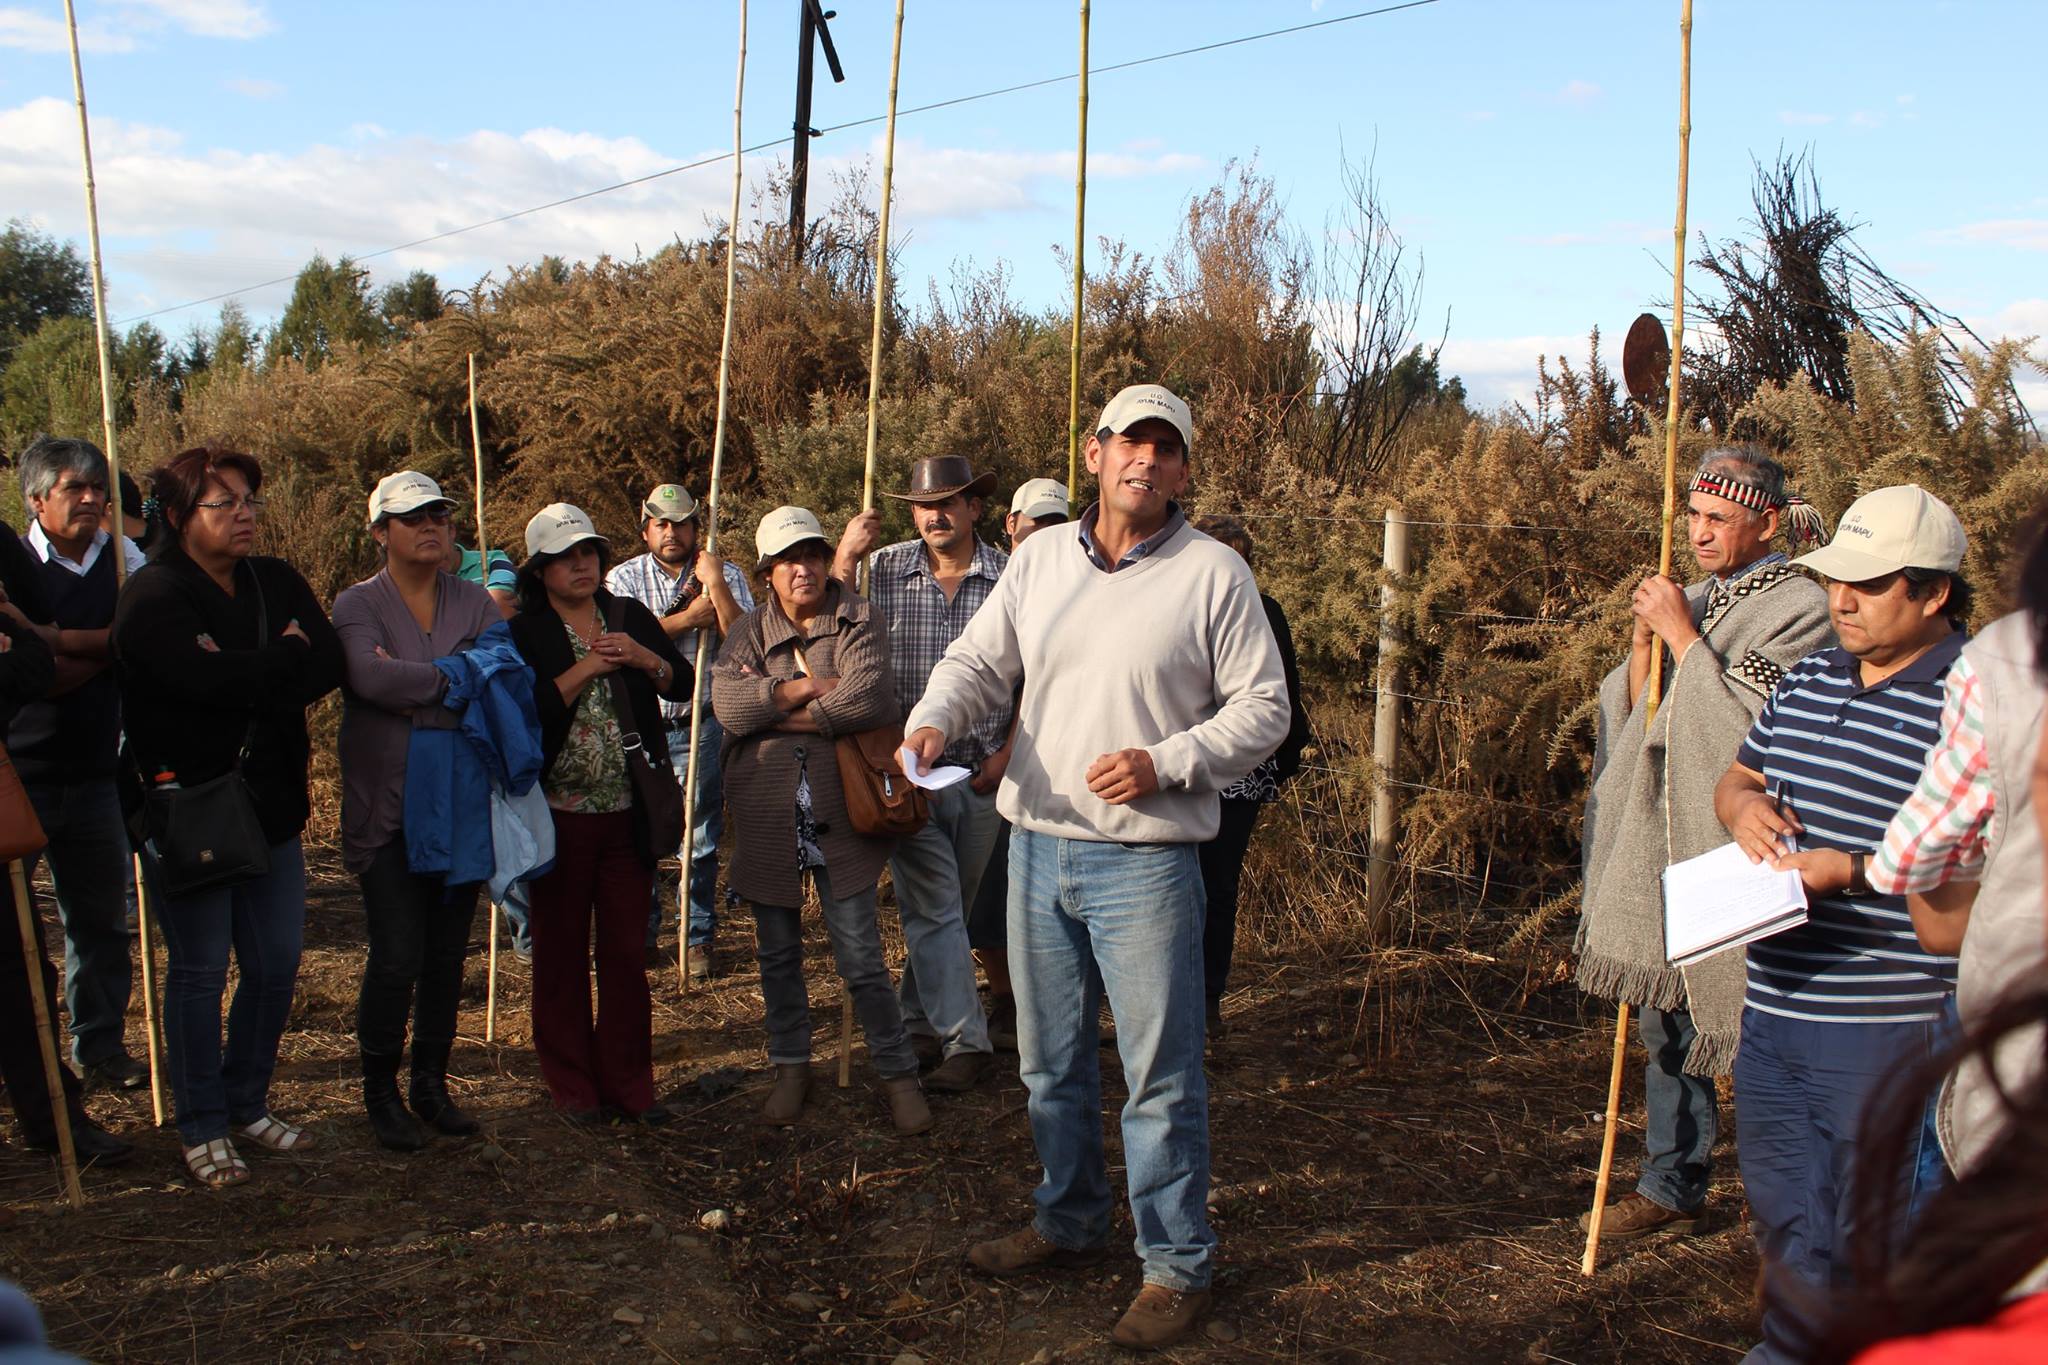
[833,725,929,839]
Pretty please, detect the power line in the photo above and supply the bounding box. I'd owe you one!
[110,0,1442,326]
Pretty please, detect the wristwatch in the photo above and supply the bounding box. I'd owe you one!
[1844,850,1872,898]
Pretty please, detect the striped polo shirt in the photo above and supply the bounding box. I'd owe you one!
[1735,631,1966,1024]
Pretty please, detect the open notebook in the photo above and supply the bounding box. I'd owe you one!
[1662,841,1809,967]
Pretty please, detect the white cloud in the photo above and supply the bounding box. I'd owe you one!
[0,1,268,53]
[1848,110,1883,129]
[1931,219,2048,251]
[223,76,283,100]
[0,99,1204,324]
[1553,79,1600,107]
[1968,298,2048,343]
[1436,333,1594,409]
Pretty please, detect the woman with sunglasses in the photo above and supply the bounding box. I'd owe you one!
[331,472,505,1151]
[111,445,344,1188]
[507,504,690,1125]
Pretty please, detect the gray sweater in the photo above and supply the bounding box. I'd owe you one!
[332,568,498,874]
[906,518,1288,844]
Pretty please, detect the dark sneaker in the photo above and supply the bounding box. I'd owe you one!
[686,947,715,982]
[30,1117,134,1167]
[909,1031,943,1070]
[924,1051,990,1093]
[84,1053,149,1092]
[1111,1284,1211,1350]
[1578,1191,1704,1241]
[965,1224,1107,1277]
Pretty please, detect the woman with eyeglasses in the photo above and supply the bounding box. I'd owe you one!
[713,507,931,1135]
[111,444,344,1188]
[506,504,690,1125]
[331,472,504,1151]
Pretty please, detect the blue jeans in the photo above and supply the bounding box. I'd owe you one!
[25,778,134,1068]
[889,781,998,1056]
[1009,828,1212,1291]
[500,879,531,953]
[149,839,307,1146]
[646,717,726,949]
[750,866,916,1078]
[1734,1004,1953,1365]
[1636,1004,1718,1212]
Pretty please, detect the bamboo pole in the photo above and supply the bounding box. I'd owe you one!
[1065,0,1091,500]
[1367,506,1408,938]
[469,355,503,1043]
[12,861,83,1210]
[677,0,749,998]
[1584,0,1692,1279]
[842,0,906,1091]
[65,0,165,1108]
[133,855,164,1125]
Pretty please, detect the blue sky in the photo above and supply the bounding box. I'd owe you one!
[5,0,2043,408]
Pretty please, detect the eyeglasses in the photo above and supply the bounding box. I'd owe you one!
[390,506,453,528]
[194,496,266,514]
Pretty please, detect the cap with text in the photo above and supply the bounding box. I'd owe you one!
[641,484,700,524]
[524,502,609,558]
[368,470,456,524]
[1794,483,1967,583]
[755,505,829,562]
[1094,384,1193,452]
[1009,477,1071,522]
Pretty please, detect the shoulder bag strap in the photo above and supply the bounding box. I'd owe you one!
[599,596,646,755]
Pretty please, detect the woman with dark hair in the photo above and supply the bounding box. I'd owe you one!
[1189,515,1310,1041]
[1798,979,2048,1363]
[332,472,501,1151]
[110,445,344,1188]
[506,503,688,1124]
[713,506,930,1135]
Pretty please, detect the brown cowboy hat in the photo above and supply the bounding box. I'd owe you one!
[884,455,998,504]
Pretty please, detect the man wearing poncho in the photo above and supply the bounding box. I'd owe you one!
[1575,446,1833,1240]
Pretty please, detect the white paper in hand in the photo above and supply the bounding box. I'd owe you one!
[1662,841,1809,967]
[897,745,972,792]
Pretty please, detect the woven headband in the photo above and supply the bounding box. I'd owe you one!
[1689,472,1782,513]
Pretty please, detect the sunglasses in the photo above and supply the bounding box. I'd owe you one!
[390,505,453,528]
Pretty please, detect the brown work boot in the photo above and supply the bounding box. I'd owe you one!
[924,1050,990,1093]
[1578,1191,1704,1241]
[965,1224,1108,1277]
[1111,1284,1211,1350]
[757,1063,810,1126]
[883,1076,932,1135]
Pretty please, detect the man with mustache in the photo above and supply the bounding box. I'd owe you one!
[832,456,1007,1091]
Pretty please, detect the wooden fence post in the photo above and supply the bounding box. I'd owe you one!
[1368,505,1409,936]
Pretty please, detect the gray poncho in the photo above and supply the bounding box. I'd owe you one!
[1576,561,1833,1075]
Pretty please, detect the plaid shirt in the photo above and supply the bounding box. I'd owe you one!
[604,551,754,721]
[1871,653,1993,895]
[868,536,1010,767]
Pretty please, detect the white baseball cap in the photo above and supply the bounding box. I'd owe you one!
[1009,477,1071,522]
[641,484,700,523]
[1794,484,1968,583]
[524,503,609,558]
[755,505,829,562]
[1094,384,1193,452]
[367,471,455,524]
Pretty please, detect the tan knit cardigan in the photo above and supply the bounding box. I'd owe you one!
[711,582,900,908]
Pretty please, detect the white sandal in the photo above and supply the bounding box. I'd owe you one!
[237,1115,315,1152]
[183,1138,250,1188]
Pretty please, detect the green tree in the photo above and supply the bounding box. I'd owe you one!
[0,315,167,450]
[1,220,92,364]
[269,253,387,367]
[378,270,444,332]
[213,299,258,370]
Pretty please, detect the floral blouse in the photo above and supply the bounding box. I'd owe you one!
[542,620,632,814]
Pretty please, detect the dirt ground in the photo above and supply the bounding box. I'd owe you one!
[1,854,1763,1363]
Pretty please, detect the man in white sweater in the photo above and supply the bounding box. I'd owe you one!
[905,383,1288,1350]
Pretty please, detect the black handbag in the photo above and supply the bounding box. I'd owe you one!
[140,571,272,897]
[602,601,686,852]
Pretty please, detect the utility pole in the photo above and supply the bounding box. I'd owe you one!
[789,0,846,263]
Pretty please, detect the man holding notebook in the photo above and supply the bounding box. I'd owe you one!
[1577,446,1834,1241]
[1713,484,1969,1365]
